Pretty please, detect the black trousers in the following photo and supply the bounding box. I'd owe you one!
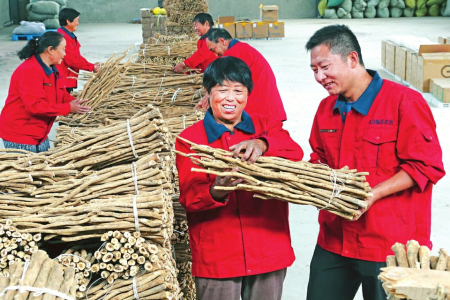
[306,245,387,300]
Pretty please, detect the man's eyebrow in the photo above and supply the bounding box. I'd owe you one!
[310,59,328,67]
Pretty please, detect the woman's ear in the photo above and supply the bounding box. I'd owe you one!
[46,46,54,55]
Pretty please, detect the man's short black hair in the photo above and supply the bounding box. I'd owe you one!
[206,28,232,43]
[59,8,80,26]
[305,24,364,67]
[203,56,253,95]
[192,13,213,27]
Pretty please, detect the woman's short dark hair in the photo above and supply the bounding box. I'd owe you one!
[203,56,253,94]
[59,8,80,26]
[17,31,64,60]
[206,28,232,43]
[192,13,213,27]
[305,24,365,67]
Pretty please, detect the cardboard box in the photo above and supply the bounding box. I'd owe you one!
[268,22,284,38]
[438,37,449,44]
[416,44,450,92]
[252,22,268,39]
[395,46,407,80]
[430,79,450,103]
[140,8,152,18]
[385,41,397,74]
[219,22,236,38]
[405,48,417,84]
[410,52,418,89]
[218,16,235,24]
[260,5,278,22]
[381,40,386,68]
[443,83,450,103]
[235,22,252,39]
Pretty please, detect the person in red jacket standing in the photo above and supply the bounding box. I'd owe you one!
[176,56,303,300]
[57,8,99,93]
[305,25,445,300]
[200,28,287,121]
[172,13,217,74]
[0,31,90,153]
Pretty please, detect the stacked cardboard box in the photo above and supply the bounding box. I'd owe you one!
[217,16,236,38]
[381,40,450,93]
[430,78,450,103]
[438,37,450,44]
[215,5,285,40]
[140,8,166,40]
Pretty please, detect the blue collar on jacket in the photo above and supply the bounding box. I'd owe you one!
[204,108,255,144]
[34,54,58,76]
[200,28,212,40]
[228,39,239,49]
[334,69,383,122]
[60,26,76,39]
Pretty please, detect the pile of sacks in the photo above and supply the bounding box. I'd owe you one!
[318,0,448,18]
[26,0,66,29]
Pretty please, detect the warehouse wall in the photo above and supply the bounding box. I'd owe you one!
[65,0,158,22]
[0,0,10,24]
[63,0,315,23]
[208,0,316,20]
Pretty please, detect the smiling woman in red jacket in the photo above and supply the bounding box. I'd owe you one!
[0,31,90,153]
[176,56,303,300]
[57,8,99,93]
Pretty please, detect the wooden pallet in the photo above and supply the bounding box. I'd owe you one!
[11,29,58,41]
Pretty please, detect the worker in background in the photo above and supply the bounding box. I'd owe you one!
[57,8,99,93]
[305,24,445,300]
[172,13,217,73]
[176,56,303,300]
[0,31,90,153]
[201,28,287,121]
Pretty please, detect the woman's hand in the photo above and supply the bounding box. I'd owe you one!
[70,98,90,114]
[229,139,268,164]
[194,94,210,111]
[210,167,244,201]
[93,63,100,73]
[172,62,186,73]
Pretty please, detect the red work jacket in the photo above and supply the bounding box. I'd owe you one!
[309,79,445,262]
[224,40,287,121]
[0,55,74,145]
[57,27,94,88]
[176,111,303,278]
[183,36,217,73]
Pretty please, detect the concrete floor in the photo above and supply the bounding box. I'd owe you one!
[0,18,449,299]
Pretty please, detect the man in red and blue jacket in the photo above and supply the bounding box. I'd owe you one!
[172,13,217,74]
[305,25,445,300]
[57,8,99,93]
[202,28,287,121]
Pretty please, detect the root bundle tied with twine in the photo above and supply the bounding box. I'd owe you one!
[163,0,208,35]
[0,155,175,248]
[0,221,41,277]
[176,136,373,220]
[137,33,197,64]
[0,249,76,300]
[67,48,136,125]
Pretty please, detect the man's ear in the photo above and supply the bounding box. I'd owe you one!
[348,51,359,68]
